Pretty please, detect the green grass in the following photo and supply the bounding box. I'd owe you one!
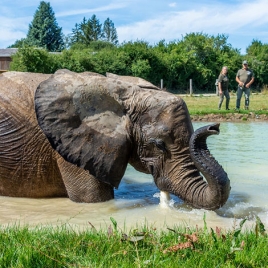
[0,217,267,267]
[180,93,268,116]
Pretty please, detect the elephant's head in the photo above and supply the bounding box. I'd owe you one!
[35,69,230,210]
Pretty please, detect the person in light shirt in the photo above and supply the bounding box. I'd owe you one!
[217,66,230,110]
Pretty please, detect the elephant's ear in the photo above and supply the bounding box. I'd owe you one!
[34,69,131,188]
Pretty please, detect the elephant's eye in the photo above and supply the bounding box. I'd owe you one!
[148,138,167,153]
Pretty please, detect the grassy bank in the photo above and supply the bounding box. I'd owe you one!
[0,217,267,267]
[180,92,268,116]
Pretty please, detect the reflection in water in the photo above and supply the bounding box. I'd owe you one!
[0,122,267,230]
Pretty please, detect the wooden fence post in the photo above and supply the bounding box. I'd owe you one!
[190,79,193,95]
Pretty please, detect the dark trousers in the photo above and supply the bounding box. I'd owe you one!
[236,86,250,108]
[218,90,230,109]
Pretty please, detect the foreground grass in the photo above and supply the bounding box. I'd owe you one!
[0,217,267,267]
[180,92,268,116]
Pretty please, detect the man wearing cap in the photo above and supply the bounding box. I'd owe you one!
[235,60,254,110]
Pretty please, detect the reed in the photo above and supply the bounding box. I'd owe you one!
[0,217,267,267]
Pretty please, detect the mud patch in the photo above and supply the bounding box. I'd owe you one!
[191,113,268,122]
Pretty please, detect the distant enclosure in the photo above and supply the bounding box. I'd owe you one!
[0,48,18,73]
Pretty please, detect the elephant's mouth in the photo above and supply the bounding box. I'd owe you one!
[141,157,156,175]
[149,164,154,175]
[146,163,168,191]
[141,157,169,191]
[153,176,170,192]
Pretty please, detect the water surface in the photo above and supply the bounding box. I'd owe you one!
[0,122,267,231]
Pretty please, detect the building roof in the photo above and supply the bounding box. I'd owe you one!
[0,48,18,57]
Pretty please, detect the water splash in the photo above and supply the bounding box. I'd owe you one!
[153,191,176,208]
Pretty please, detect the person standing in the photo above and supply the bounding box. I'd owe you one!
[218,66,230,110]
[235,60,254,110]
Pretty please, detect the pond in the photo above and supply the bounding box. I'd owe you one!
[0,121,267,231]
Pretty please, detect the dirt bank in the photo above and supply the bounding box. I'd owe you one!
[191,112,268,122]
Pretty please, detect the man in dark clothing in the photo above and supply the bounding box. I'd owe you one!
[235,60,254,110]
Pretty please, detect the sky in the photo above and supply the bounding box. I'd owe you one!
[1,0,268,54]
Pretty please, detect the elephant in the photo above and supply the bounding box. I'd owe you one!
[0,69,230,210]
[0,70,162,203]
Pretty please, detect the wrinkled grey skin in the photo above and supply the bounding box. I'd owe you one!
[33,69,230,210]
[0,70,163,203]
[0,71,113,202]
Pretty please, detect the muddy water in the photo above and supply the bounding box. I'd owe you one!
[0,122,267,231]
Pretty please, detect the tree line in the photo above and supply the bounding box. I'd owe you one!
[8,1,268,93]
[9,1,118,51]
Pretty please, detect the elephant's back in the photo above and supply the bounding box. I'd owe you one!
[0,72,50,114]
[0,72,67,198]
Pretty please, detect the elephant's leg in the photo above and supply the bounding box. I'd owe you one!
[57,157,114,203]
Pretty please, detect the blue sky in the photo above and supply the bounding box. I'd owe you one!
[1,0,268,54]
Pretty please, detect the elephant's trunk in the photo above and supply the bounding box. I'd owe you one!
[164,123,230,210]
[188,123,230,209]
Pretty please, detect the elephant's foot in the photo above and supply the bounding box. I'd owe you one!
[57,158,114,203]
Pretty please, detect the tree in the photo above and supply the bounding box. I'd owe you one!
[26,1,64,52]
[8,38,31,48]
[131,59,151,78]
[90,15,103,41]
[70,15,103,46]
[246,40,268,89]
[102,18,118,45]
[9,46,57,73]
[70,15,119,47]
[70,23,81,44]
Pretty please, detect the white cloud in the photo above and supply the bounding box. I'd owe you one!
[56,3,126,17]
[169,2,177,8]
[0,16,30,47]
[1,0,268,50]
[117,0,268,47]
